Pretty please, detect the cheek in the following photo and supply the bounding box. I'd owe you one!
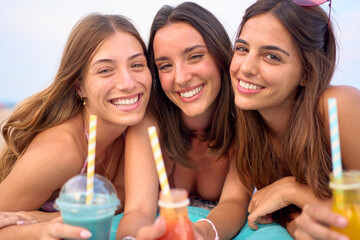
[230,55,242,74]
[142,71,152,89]
[158,74,173,93]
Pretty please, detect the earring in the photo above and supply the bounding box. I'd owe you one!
[80,96,86,106]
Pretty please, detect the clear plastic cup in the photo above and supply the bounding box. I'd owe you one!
[330,170,360,239]
[55,173,120,240]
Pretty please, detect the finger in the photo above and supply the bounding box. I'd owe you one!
[17,220,38,226]
[248,197,257,213]
[48,222,92,239]
[293,228,314,240]
[303,204,348,229]
[295,213,349,240]
[0,216,21,228]
[247,214,259,230]
[136,217,166,240]
[255,214,273,224]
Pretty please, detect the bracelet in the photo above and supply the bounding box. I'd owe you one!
[122,237,136,240]
[196,218,219,240]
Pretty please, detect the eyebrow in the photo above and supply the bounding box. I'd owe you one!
[91,53,145,67]
[235,38,290,56]
[154,44,207,62]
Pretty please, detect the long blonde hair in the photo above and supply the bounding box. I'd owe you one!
[0,13,146,182]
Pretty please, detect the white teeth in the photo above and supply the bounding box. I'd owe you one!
[240,80,262,90]
[112,96,139,106]
[179,85,203,98]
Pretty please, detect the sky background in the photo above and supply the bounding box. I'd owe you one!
[0,0,359,105]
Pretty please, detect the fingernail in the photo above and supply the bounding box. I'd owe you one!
[336,216,348,227]
[338,236,349,240]
[16,221,25,225]
[80,230,92,238]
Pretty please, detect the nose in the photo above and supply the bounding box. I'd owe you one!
[234,52,258,77]
[174,62,192,86]
[116,69,136,91]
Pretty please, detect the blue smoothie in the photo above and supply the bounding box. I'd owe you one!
[56,192,120,240]
[63,212,114,240]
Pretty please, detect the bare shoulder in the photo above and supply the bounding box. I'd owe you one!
[319,85,360,117]
[23,116,85,176]
[320,85,360,169]
[0,116,85,210]
[321,85,360,105]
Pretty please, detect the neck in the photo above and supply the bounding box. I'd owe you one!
[82,110,126,154]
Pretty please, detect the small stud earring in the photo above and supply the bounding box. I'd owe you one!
[80,96,86,106]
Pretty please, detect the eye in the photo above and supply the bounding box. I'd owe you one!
[265,53,281,62]
[235,45,248,53]
[158,63,172,72]
[98,68,112,74]
[188,54,204,62]
[131,63,145,69]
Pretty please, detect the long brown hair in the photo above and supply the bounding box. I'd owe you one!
[0,13,146,182]
[147,2,236,168]
[235,0,336,225]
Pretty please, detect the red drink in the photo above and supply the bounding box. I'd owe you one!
[156,188,195,240]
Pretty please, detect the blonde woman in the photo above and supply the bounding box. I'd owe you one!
[0,13,151,239]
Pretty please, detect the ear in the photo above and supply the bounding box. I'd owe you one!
[299,73,307,87]
[299,79,306,87]
[75,81,84,97]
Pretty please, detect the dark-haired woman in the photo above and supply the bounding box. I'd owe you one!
[230,0,360,237]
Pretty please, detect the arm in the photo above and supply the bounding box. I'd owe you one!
[116,115,159,239]
[0,125,84,233]
[195,156,250,240]
[248,86,360,235]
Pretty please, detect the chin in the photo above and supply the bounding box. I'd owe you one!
[234,100,255,111]
[122,114,145,127]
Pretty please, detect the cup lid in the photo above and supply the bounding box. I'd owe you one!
[56,173,120,207]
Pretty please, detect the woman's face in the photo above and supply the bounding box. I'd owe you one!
[230,12,302,117]
[153,22,221,118]
[79,31,151,127]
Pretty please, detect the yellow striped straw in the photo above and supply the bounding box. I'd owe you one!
[86,115,97,204]
[148,126,171,198]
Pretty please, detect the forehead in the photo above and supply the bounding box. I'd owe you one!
[153,22,206,54]
[240,12,296,51]
[90,30,143,62]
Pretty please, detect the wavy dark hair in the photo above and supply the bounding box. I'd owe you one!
[147,2,236,168]
[0,13,146,182]
[235,0,336,226]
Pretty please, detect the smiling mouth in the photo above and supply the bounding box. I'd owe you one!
[110,95,140,106]
[239,80,264,90]
[179,85,203,98]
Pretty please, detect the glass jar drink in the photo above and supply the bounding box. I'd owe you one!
[330,170,360,239]
[156,188,195,240]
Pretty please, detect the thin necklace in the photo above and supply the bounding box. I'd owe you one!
[84,124,115,179]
